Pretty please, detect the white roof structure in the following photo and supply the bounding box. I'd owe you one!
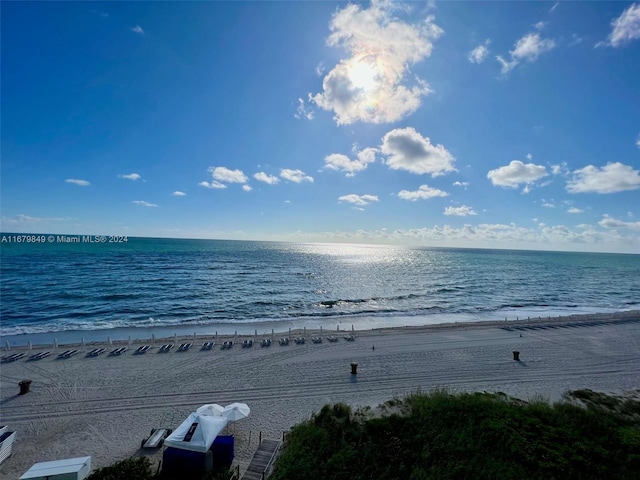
[19,456,91,480]
[164,412,228,453]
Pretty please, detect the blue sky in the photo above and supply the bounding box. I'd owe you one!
[2,1,640,253]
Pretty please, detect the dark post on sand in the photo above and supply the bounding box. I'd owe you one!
[19,379,32,395]
[512,351,520,361]
[350,362,358,374]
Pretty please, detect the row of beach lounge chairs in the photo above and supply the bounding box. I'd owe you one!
[1,335,357,362]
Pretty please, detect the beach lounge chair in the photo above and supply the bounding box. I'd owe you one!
[201,342,213,351]
[242,339,254,348]
[260,338,272,347]
[295,337,305,345]
[344,335,355,342]
[57,350,73,359]
[327,335,338,342]
[0,426,16,465]
[2,353,25,362]
[63,350,79,358]
[221,341,233,350]
[279,337,290,346]
[141,428,172,449]
[312,336,323,344]
[178,343,192,352]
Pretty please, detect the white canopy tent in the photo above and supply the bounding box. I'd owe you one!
[164,413,228,453]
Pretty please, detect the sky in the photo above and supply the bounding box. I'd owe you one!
[2,1,640,253]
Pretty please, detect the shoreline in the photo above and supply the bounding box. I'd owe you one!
[2,309,639,351]
[1,311,639,479]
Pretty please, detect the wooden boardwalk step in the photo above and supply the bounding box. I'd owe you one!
[242,439,281,480]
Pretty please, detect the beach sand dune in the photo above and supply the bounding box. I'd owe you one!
[1,314,639,479]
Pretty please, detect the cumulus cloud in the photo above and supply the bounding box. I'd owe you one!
[133,200,158,207]
[600,3,640,47]
[567,207,583,214]
[280,169,314,183]
[310,2,443,124]
[172,191,186,196]
[338,194,379,206]
[209,167,248,184]
[398,184,448,201]
[199,181,226,189]
[131,25,144,35]
[444,205,477,216]
[242,185,252,192]
[599,214,640,229]
[487,160,548,189]
[118,173,142,181]
[254,172,280,185]
[566,162,640,193]
[294,97,314,120]
[453,181,469,189]
[496,32,556,73]
[324,147,377,177]
[381,127,456,176]
[468,40,490,63]
[66,178,90,186]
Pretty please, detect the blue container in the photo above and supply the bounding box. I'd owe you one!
[211,435,234,467]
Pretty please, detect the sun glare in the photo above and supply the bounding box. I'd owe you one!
[348,61,378,91]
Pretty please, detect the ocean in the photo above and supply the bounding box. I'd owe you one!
[1,235,639,345]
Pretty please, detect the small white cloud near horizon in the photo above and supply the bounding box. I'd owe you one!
[444,205,477,216]
[567,162,640,193]
[254,172,280,185]
[199,181,226,189]
[599,214,640,230]
[487,160,548,189]
[338,194,379,206]
[310,2,443,124]
[324,147,377,177]
[131,25,144,35]
[133,200,158,207]
[398,184,448,201]
[468,39,491,64]
[496,32,556,74]
[567,207,583,214]
[280,169,314,183]
[381,127,456,176]
[118,173,142,181]
[66,178,90,186]
[172,191,186,196]
[598,3,640,47]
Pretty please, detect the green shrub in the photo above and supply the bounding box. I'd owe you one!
[86,457,153,480]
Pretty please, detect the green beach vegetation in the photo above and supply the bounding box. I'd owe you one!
[270,389,640,480]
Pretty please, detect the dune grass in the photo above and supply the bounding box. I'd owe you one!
[270,389,640,480]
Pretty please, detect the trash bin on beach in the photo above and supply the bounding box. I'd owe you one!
[18,379,32,395]
[512,351,520,361]
[350,362,358,374]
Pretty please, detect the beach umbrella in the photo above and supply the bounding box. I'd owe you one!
[196,404,225,417]
[222,403,250,435]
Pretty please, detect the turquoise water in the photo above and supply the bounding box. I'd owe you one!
[1,235,639,343]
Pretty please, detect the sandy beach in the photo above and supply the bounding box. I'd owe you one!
[1,312,639,479]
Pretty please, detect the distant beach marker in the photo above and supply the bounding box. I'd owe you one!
[513,351,520,361]
[350,362,358,374]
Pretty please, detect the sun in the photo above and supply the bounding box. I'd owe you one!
[348,60,378,91]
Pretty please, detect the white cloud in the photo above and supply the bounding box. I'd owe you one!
[599,214,640,230]
[324,147,377,176]
[601,3,640,47]
[338,194,379,206]
[209,167,248,184]
[172,191,186,196]
[199,181,226,189]
[310,2,443,124]
[381,127,456,176]
[487,160,548,188]
[567,207,583,214]
[66,178,90,186]
[131,25,144,35]
[118,173,142,181]
[534,21,546,31]
[1,214,75,226]
[398,184,448,201]
[468,40,490,64]
[242,185,252,192]
[497,32,556,73]
[133,200,158,207]
[294,98,314,120]
[280,169,314,183]
[550,2,559,13]
[636,133,640,148]
[541,199,555,208]
[444,205,477,216]
[453,181,469,189]
[254,172,280,185]
[567,162,640,193]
